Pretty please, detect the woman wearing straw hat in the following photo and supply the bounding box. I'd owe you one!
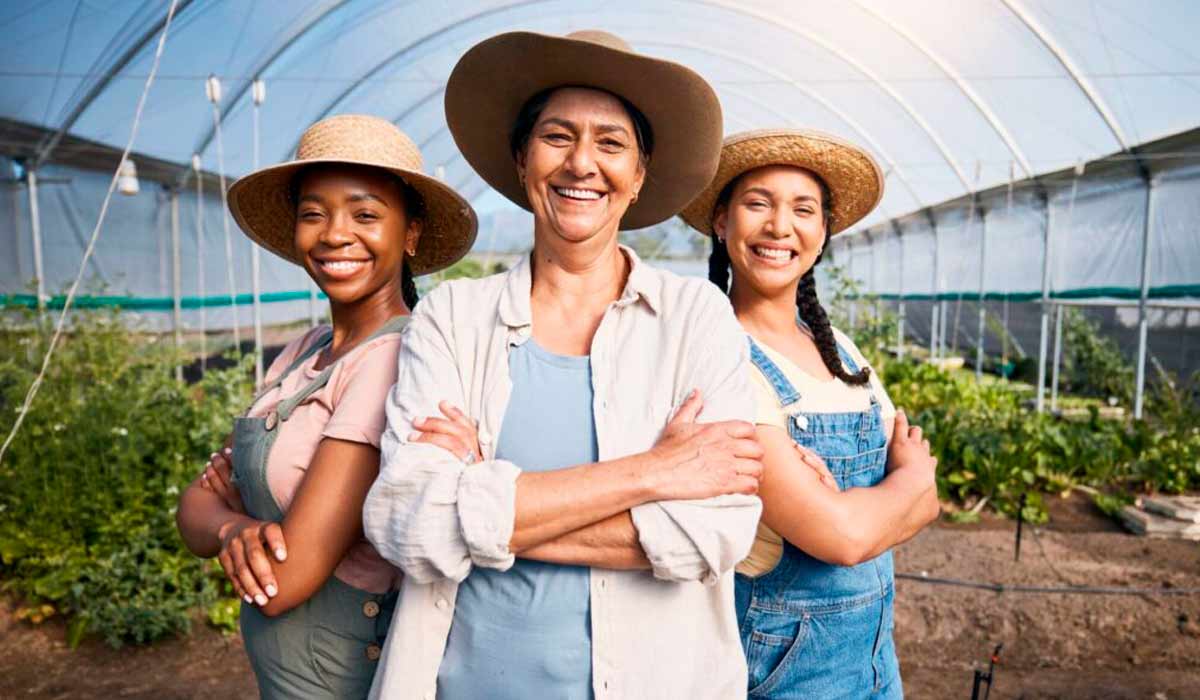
[362,30,763,699]
[176,114,476,699]
[681,129,940,698]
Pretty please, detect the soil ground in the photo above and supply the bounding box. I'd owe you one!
[3,492,1198,699]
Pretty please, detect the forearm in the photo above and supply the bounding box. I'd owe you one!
[510,453,655,552]
[795,470,934,566]
[518,512,650,570]
[176,478,249,557]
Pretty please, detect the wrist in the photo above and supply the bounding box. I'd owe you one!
[625,451,664,503]
[217,514,252,543]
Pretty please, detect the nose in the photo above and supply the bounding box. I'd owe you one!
[764,205,790,239]
[563,140,598,179]
[319,210,356,248]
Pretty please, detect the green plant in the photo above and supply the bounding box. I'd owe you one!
[0,306,251,647]
[1060,309,1134,403]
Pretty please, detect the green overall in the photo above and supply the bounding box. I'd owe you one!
[231,316,408,700]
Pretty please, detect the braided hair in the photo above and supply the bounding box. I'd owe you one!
[707,170,870,386]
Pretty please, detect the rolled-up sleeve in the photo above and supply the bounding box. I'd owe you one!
[630,283,762,583]
[362,286,521,584]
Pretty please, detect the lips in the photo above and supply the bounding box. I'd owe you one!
[751,245,797,263]
[552,186,605,202]
[315,258,371,280]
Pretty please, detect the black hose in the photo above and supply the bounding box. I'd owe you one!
[896,572,1200,596]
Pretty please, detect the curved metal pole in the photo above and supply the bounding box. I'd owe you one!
[35,0,200,167]
[643,38,921,211]
[999,0,1130,151]
[300,0,548,157]
[851,0,1033,177]
[192,0,352,160]
[692,0,971,191]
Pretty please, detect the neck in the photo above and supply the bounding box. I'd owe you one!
[730,275,803,341]
[326,280,408,352]
[529,222,628,310]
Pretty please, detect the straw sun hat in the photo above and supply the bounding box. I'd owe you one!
[228,114,477,275]
[444,30,723,230]
[681,128,885,237]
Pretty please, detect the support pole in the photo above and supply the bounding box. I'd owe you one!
[193,154,207,372]
[1134,177,1155,419]
[207,75,241,355]
[250,79,266,385]
[896,224,906,359]
[170,189,183,382]
[1051,303,1064,411]
[1036,192,1053,413]
[309,281,320,327]
[930,212,940,360]
[26,168,46,317]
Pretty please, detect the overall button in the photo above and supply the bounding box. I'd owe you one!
[435,598,449,611]
[362,600,380,618]
[365,643,382,661]
[264,411,278,431]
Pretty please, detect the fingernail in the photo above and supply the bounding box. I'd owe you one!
[255,594,267,606]
[223,447,232,455]
[265,584,277,597]
[243,594,253,604]
[408,432,422,441]
[205,461,212,469]
[413,417,424,426]
[275,548,287,562]
[202,473,209,480]
[211,452,218,460]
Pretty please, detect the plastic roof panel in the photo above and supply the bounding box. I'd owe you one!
[3,0,1199,235]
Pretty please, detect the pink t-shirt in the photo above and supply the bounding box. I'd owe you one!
[246,324,402,593]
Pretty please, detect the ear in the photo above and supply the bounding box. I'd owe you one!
[713,206,729,241]
[404,219,423,258]
[515,149,528,186]
[631,161,647,198]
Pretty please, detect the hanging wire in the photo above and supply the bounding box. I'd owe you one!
[207,74,241,356]
[250,79,265,385]
[0,0,181,467]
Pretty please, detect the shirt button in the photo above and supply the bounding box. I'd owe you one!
[478,429,492,445]
[264,410,278,431]
[362,600,380,618]
[424,693,435,700]
[435,598,449,610]
[599,579,606,590]
[365,643,382,661]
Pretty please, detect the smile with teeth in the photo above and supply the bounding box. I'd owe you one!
[553,186,604,201]
[752,245,797,261]
[317,259,370,277]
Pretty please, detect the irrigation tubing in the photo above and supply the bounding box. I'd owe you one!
[0,0,181,467]
[896,572,1200,596]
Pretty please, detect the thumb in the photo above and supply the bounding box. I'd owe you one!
[669,389,703,426]
[893,408,909,438]
[262,523,288,562]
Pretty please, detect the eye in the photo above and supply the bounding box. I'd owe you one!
[794,207,815,216]
[745,199,768,210]
[298,209,324,221]
[598,137,627,152]
[543,131,571,144]
[355,210,380,221]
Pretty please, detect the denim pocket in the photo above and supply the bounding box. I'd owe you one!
[746,615,809,696]
[308,623,376,699]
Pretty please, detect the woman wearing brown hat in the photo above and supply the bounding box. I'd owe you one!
[681,129,940,698]
[176,114,476,699]
[362,31,763,699]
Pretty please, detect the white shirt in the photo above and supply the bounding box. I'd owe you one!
[363,246,760,700]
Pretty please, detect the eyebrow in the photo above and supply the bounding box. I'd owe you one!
[539,117,631,137]
[297,192,389,207]
[742,186,819,204]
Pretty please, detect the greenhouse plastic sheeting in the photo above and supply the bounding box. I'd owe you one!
[1,0,1198,328]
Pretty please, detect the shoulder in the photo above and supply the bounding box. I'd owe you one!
[266,324,328,376]
[413,272,506,325]
[645,264,735,321]
[829,325,871,368]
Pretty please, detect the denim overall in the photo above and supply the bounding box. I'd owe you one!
[735,337,902,699]
[231,316,407,700]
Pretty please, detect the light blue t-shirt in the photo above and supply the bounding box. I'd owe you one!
[437,339,597,700]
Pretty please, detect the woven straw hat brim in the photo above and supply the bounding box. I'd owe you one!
[680,129,884,237]
[445,31,722,230]
[228,158,477,276]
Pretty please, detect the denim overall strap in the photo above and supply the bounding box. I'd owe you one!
[834,340,879,407]
[748,337,809,432]
[242,329,334,416]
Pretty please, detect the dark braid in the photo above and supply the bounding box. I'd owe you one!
[707,168,870,386]
[796,265,870,385]
[401,260,419,310]
[707,233,731,293]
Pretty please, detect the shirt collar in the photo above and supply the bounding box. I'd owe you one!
[497,244,662,330]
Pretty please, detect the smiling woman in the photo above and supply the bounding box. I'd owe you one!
[175,115,477,700]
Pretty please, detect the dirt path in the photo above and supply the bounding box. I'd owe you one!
[4,495,1198,698]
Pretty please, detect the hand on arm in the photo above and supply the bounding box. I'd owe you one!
[757,409,939,567]
[413,391,763,565]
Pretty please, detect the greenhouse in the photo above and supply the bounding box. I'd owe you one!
[1,1,1199,697]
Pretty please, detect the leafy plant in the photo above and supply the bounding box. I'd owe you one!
[0,306,251,647]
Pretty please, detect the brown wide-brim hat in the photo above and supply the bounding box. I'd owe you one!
[228,114,477,275]
[445,30,722,230]
[681,128,885,236]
